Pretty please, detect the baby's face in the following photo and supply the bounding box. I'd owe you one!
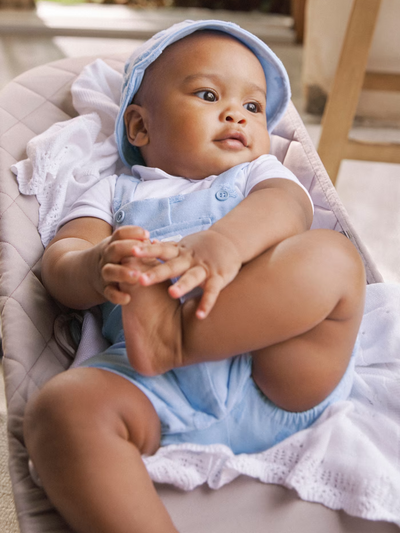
[125,32,271,180]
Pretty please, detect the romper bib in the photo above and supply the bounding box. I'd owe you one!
[81,164,358,454]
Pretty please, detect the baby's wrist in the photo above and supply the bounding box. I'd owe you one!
[206,228,243,264]
[89,240,109,300]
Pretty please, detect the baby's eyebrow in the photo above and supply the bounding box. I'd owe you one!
[182,73,221,86]
[246,82,267,99]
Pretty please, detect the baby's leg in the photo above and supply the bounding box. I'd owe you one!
[183,229,366,411]
[122,229,365,411]
[24,368,178,533]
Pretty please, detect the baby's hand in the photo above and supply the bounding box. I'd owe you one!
[99,225,151,305]
[129,230,242,318]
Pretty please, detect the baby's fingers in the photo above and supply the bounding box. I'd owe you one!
[168,265,207,300]
[138,255,192,286]
[103,283,131,305]
[102,263,140,285]
[112,225,149,242]
[195,276,224,319]
[132,242,179,261]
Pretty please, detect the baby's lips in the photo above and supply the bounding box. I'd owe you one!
[215,130,248,146]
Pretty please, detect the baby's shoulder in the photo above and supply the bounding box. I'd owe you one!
[247,154,282,171]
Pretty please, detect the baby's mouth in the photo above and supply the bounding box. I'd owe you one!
[214,131,248,149]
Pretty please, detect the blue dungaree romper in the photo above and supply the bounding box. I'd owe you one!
[81,164,358,454]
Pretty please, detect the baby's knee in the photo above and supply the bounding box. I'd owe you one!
[25,367,161,463]
[24,369,120,457]
[300,229,366,291]
[24,371,89,453]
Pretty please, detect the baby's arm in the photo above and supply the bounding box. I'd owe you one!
[211,177,313,263]
[41,217,149,309]
[130,178,313,317]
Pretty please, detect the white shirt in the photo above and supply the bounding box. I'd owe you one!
[58,154,313,230]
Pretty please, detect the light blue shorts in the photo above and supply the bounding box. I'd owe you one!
[81,341,358,454]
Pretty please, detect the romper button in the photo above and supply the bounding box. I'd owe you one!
[216,189,229,201]
[115,210,125,223]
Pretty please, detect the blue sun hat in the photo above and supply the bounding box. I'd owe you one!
[116,19,291,168]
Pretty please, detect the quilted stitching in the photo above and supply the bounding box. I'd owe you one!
[1,122,37,161]
[15,66,76,101]
[0,57,129,531]
[1,203,43,267]
[0,83,47,122]
[0,107,19,137]
[14,193,40,228]
[22,100,72,136]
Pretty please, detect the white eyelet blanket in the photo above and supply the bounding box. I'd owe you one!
[71,282,400,525]
[11,59,400,526]
[12,59,130,247]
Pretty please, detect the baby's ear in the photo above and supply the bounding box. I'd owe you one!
[124,104,149,147]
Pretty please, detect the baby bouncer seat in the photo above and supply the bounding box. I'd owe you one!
[1,51,400,533]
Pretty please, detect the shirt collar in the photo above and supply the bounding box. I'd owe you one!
[131,165,217,183]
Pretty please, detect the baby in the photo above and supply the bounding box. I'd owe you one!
[24,20,366,533]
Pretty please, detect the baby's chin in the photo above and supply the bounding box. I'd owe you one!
[179,156,261,181]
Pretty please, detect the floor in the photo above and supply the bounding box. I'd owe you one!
[0,4,399,531]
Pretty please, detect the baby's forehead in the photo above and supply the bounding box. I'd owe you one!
[157,30,259,69]
[140,31,265,94]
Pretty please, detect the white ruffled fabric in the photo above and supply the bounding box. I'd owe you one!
[11,59,400,525]
[12,59,125,247]
[70,283,400,525]
[143,282,400,525]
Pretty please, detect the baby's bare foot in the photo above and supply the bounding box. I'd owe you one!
[120,257,184,376]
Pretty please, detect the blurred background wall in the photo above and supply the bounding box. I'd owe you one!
[303,0,400,123]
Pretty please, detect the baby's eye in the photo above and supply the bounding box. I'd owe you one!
[195,90,217,102]
[244,102,260,113]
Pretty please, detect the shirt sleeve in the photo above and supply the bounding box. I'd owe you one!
[56,174,116,231]
[244,154,314,212]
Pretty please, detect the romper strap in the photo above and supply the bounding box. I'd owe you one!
[208,162,248,199]
[113,173,140,214]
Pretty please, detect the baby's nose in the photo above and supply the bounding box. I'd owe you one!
[224,111,246,124]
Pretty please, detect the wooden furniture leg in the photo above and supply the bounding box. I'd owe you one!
[315,0,400,189]
[291,0,307,43]
[318,0,400,185]
[317,0,382,184]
